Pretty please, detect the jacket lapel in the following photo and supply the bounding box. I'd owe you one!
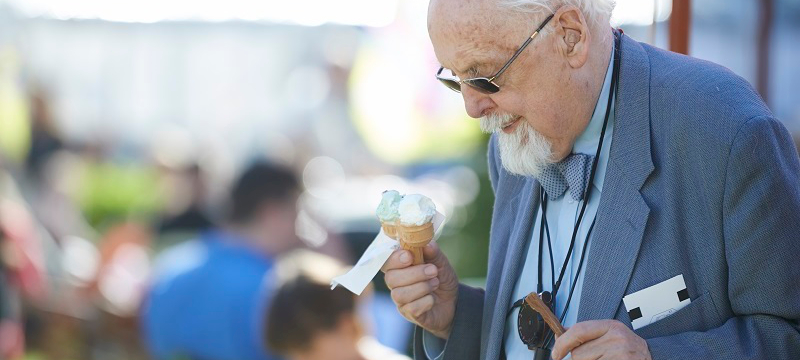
[483,177,540,360]
[577,33,655,322]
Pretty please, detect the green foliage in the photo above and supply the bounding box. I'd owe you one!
[75,162,164,228]
[437,134,493,283]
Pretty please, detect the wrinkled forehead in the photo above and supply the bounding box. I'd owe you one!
[428,0,525,73]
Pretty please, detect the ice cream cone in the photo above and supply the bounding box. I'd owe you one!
[381,222,398,239]
[397,222,434,265]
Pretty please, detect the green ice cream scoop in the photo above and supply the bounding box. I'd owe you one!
[376,190,402,223]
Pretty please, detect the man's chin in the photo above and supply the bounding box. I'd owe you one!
[495,123,553,178]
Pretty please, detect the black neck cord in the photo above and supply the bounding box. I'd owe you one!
[543,196,555,292]
[542,29,622,348]
[504,30,622,356]
[541,28,620,308]
[536,191,556,295]
[536,191,549,293]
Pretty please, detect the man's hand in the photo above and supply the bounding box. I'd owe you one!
[551,320,651,360]
[381,243,459,339]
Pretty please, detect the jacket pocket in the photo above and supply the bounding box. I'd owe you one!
[634,291,721,339]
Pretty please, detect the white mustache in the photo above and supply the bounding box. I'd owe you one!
[480,113,516,134]
[482,112,555,178]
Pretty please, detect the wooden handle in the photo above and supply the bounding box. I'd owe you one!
[524,293,566,337]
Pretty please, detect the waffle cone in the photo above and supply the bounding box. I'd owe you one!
[397,222,434,265]
[381,222,398,240]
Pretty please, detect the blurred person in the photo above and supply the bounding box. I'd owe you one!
[141,161,301,360]
[0,195,47,304]
[25,88,64,182]
[340,230,413,353]
[1,167,91,359]
[155,163,214,249]
[265,250,409,360]
[0,228,25,360]
[381,0,800,359]
[30,150,95,243]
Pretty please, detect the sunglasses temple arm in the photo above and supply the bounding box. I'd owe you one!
[489,13,555,82]
[489,36,535,81]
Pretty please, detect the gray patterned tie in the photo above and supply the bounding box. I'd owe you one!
[538,153,595,201]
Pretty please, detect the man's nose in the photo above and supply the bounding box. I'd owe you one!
[461,86,495,119]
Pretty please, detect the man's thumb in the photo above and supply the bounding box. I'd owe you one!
[422,242,448,267]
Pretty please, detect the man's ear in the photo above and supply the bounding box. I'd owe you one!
[552,6,591,69]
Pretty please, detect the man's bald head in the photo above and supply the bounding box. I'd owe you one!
[426,0,617,173]
[428,0,525,37]
[428,0,531,63]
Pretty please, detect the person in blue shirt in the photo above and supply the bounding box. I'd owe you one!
[141,161,301,360]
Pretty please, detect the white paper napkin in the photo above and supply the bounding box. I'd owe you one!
[331,212,445,295]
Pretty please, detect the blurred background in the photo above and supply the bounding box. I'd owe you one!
[0,0,797,358]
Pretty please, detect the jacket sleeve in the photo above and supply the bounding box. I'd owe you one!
[646,116,800,359]
[413,284,485,360]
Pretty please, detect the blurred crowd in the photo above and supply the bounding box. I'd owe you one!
[0,92,419,359]
[0,0,799,359]
[3,64,797,360]
[0,5,494,356]
[0,1,490,357]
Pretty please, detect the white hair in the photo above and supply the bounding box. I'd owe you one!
[481,113,554,178]
[499,0,615,31]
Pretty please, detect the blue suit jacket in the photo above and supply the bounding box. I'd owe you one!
[415,32,800,359]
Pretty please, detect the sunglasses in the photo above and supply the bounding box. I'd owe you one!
[435,13,555,94]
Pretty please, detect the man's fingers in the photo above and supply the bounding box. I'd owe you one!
[384,263,438,289]
[391,278,439,305]
[567,337,604,360]
[551,320,613,360]
[381,250,413,273]
[400,294,435,319]
[422,243,446,267]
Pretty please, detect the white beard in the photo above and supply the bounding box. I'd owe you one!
[480,113,554,178]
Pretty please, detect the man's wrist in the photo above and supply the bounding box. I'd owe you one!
[428,286,458,339]
[428,327,450,341]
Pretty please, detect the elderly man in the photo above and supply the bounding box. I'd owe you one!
[381,0,800,359]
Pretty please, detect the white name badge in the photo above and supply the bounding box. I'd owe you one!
[622,274,691,330]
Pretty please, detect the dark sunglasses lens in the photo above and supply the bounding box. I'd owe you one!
[438,78,462,93]
[465,78,499,94]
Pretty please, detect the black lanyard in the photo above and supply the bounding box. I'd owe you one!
[546,28,620,306]
[508,29,622,355]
